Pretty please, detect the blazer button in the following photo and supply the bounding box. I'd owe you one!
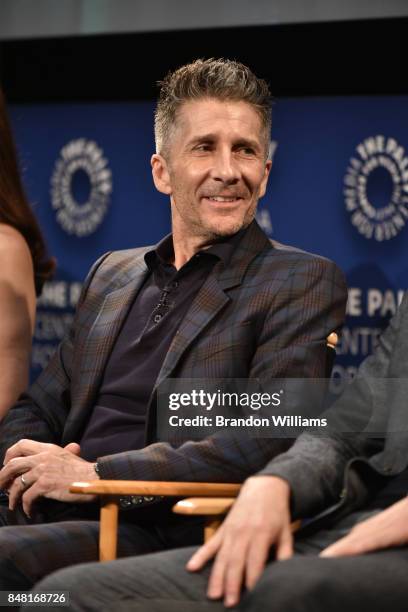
[339,488,346,499]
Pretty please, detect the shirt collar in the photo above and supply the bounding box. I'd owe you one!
[144,222,253,271]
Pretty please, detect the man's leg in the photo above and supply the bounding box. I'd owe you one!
[240,548,408,612]
[29,509,408,612]
[244,510,408,611]
[33,544,408,612]
[28,547,218,612]
[0,519,166,589]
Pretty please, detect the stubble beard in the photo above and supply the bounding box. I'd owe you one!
[171,188,259,245]
[189,208,256,241]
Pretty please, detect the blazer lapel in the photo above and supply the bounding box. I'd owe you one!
[155,221,271,386]
[66,253,150,440]
[156,269,230,386]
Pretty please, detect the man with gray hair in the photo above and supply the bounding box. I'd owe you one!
[0,58,346,588]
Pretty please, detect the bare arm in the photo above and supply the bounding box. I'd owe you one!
[0,225,36,419]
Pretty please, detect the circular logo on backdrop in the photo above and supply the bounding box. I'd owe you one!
[344,135,408,241]
[50,138,113,237]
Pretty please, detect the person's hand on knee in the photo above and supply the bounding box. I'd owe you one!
[321,497,408,558]
[187,475,293,608]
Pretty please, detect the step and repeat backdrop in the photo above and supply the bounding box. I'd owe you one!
[9,96,408,390]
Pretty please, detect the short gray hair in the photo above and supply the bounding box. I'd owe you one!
[154,58,272,158]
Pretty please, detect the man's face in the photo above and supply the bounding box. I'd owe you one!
[152,98,272,241]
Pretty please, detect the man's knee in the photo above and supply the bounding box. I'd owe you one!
[0,521,99,589]
[33,566,85,602]
[241,557,331,612]
[0,527,37,588]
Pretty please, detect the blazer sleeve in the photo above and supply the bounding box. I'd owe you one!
[257,293,406,518]
[97,257,348,484]
[0,253,111,463]
[249,255,347,379]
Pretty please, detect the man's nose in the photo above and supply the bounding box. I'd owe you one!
[211,150,240,184]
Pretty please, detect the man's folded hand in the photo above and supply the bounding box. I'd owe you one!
[0,439,96,515]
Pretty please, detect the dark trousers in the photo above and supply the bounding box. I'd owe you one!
[28,510,408,612]
[0,498,203,590]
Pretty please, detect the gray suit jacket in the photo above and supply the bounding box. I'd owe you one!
[262,292,408,526]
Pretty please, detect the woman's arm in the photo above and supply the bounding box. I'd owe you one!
[0,224,36,418]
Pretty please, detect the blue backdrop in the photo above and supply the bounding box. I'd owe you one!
[9,96,408,387]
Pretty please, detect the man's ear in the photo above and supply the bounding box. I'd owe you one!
[259,159,272,199]
[151,154,172,195]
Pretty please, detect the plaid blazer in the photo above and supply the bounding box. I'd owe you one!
[0,221,347,488]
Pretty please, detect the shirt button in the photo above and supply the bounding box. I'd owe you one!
[154,314,162,323]
[171,281,178,289]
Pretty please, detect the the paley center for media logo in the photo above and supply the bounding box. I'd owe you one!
[50,138,112,237]
[344,135,408,241]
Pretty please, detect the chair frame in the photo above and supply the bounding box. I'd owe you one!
[70,480,240,560]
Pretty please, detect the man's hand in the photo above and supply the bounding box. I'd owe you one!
[3,439,79,466]
[0,439,97,515]
[321,497,408,558]
[187,475,292,608]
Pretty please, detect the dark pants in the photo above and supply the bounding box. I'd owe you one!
[0,498,203,590]
[28,510,408,612]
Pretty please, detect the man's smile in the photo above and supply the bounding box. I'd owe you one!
[201,193,246,207]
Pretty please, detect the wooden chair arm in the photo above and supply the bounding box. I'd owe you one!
[326,332,338,350]
[69,480,241,561]
[173,497,235,516]
[172,497,234,540]
[70,480,241,497]
[173,496,302,541]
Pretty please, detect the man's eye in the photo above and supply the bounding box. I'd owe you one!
[195,144,211,152]
[240,147,255,155]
